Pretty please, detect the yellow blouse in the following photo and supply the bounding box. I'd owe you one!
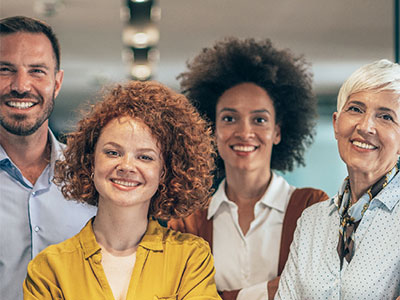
[23,218,221,300]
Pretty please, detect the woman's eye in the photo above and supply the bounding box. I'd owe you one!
[381,114,394,122]
[222,116,235,122]
[139,155,154,161]
[254,117,267,124]
[348,106,362,113]
[105,150,119,156]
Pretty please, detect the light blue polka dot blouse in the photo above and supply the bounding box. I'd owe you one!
[276,173,400,300]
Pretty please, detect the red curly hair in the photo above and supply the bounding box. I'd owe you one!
[54,81,216,220]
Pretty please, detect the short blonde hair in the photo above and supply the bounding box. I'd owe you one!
[337,59,400,113]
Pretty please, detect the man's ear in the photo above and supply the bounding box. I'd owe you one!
[53,69,64,99]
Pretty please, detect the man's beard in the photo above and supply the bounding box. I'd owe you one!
[0,90,55,136]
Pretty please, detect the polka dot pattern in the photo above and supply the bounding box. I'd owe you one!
[276,174,400,299]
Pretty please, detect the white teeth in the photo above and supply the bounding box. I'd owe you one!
[7,101,35,109]
[232,145,256,152]
[112,179,140,187]
[352,140,376,150]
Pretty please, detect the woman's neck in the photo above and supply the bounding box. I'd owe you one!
[224,166,272,205]
[348,170,387,204]
[93,203,149,254]
[224,166,272,235]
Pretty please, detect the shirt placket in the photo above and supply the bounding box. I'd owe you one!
[88,251,115,299]
[29,167,51,258]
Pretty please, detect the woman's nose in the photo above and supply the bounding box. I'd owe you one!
[117,155,137,173]
[234,120,255,139]
[357,113,376,135]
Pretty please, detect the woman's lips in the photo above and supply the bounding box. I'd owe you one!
[351,140,377,150]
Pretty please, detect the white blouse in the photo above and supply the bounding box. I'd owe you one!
[209,172,295,300]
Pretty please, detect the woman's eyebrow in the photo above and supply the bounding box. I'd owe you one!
[250,109,271,114]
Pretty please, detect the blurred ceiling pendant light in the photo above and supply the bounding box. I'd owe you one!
[122,0,160,80]
[122,24,160,48]
[34,0,64,17]
[130,64,152,81]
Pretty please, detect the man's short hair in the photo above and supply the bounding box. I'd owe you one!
[0,16,61,71]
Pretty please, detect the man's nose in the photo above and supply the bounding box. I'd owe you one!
[10,71,32,94]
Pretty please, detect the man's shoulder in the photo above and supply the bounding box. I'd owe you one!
[28,233,82,271]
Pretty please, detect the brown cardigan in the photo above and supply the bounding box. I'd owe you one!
[168,187,329,300]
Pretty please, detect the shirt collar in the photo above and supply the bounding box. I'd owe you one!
[80,217,101,259]
[207,172,293,219]
[48,129,65,178]
[138,219,164,251]
[331,172,400,213]
[0,142,8,162]
[372,172,400,211]
[80,218,164,259]
[0,129,62,174]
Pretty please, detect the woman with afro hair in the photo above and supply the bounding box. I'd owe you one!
[23,81,221,300]
[168,37,328,300]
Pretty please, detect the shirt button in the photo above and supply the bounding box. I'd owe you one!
[34,226,40,232]
[32,191,36,196]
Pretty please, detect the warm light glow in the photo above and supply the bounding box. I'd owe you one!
[130,64,152,80]
[122,25,160,48]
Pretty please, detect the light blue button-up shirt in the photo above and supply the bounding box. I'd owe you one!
[0,130,97,300]
[276,173,400,300]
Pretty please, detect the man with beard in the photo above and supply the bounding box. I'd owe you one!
[0,16,96,299]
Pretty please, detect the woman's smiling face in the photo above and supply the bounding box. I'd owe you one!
[93,116,163,209]
[215,82,281,173]
[333,90,400,180]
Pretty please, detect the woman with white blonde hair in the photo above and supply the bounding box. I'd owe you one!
[276,59,400,299]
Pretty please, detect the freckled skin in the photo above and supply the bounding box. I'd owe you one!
[93,117,163,210]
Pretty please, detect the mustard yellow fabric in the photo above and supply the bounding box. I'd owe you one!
[23,218,221,300]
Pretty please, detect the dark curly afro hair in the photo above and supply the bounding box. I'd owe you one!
[54,81,216,220]
[179,37,317,179]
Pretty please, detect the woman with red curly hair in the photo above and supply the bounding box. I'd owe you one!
[23,81,220,300]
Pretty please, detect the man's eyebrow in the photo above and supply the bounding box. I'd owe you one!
[0,61,14,66]
[29,63,50,70]
[0,61,51,71]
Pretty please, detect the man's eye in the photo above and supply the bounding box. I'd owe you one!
[30,69,46,75]
[0,67,13,73]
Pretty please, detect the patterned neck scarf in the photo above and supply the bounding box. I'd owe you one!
[337,162,399,269]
